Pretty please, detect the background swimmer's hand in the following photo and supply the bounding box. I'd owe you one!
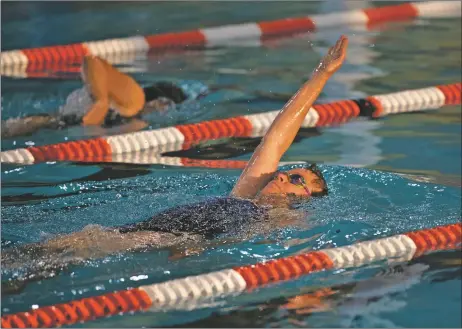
[316,35,348,76]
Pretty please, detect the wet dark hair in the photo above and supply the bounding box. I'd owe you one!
[143,81,188,104]
[305,163,329,197]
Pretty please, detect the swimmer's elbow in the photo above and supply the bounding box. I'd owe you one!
[82,55,98,75]
[83,54,102,65]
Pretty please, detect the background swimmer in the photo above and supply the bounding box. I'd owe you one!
[1,55,209,139]
[1,55,298,139]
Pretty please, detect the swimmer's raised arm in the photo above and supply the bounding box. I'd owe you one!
[231,35,348,199]
[82,56,145,126]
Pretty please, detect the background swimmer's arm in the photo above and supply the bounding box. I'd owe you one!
[82,56,145,125]
[231,35,348,199]
[82,56,110,126]
[82,101,110,126]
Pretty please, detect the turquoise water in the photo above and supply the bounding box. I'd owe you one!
[1,1,461,328]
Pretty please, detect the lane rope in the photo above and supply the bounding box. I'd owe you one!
[1,82,460,165]
[1,1,460,76]
[1,222,460,328]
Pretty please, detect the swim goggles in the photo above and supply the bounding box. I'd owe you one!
[275,172,312,196]
[289,173,312,196]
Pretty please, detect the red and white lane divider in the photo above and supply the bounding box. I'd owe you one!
[1,222,460,328]
[1,1,460,74]
[68,150,307,169]
[1,82,460,165]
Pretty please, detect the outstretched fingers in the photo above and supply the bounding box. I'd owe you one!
[320,35,349,74]
[338,35,348,53]
[331,35,348,58]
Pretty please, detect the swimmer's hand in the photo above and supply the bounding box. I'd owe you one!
[316,35,348,76]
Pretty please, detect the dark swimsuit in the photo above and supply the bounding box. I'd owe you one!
[117,197,269,239]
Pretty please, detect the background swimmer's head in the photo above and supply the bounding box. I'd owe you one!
[143,81,188,107]
[259,164,328,200]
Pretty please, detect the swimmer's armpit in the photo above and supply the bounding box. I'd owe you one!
[231,35,349,199]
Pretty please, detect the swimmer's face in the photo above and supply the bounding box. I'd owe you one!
[259,167,328,199]
[144,97,176,112]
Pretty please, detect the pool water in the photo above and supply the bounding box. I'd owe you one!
[1,1,461,328]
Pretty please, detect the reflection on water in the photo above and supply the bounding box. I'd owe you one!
[172,251,461,328]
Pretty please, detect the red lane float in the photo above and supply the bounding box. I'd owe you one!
[1,1,460,72]
[1,82,460,165]
[2,222,460,328]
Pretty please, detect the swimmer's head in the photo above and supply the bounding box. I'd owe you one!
[143,81,188,107]
[259,164,328,199]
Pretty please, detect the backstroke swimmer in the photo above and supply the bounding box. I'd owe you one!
[2,35,349,284]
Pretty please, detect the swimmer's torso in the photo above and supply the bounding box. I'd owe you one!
[117,197,269,238]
